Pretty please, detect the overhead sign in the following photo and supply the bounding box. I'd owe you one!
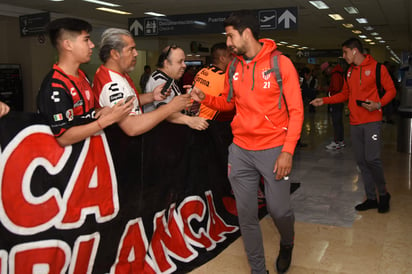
[19,12,50,37]
[258,7,297,30]
[129,8,298,37]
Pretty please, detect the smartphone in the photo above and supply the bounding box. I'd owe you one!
[187,82,195,94]
[161,78,174,95]
[125,95,135,104]
[356,100,370,106]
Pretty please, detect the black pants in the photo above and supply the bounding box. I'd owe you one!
[330,103,344,142]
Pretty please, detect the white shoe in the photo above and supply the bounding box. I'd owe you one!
[338,141,345,148]
[326,141,341,150]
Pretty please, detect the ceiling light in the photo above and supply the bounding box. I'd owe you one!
[342,23,354,28]
[328,14,344,21]
[359,35,367,38]
[364,39,372,42]
[356,18,368,24]
[309,1,329,9]
[364,26,374,31]
[379,40,386,43]
[292,44,300,47]
[352,30,362,34]
[83,0,120,7]
[144,11,166,17]
[375,37,382,40]
[369,42,376,45]
[370,32,379,36]
[49,0,64,2]
[279,41,288,44]
[96,7,131,15]
[287,45,296,48]
[344,6,359,14]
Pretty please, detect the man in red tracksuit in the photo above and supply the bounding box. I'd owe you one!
[191,10,304,274]
[311,38,396,214]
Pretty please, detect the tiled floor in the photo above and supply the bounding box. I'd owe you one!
[190,104,412,274]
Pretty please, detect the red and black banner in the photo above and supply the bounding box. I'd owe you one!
[0,111,266,273]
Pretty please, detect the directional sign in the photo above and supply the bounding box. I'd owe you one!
[19,12,50,37]
[129,19,143,36]
[129,8,298,37]
[258,7,297,30]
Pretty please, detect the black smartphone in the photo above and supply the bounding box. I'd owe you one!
[356,100,370,106]
[161,78,174,95]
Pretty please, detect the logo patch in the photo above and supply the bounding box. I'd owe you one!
[66,109,74,121]
[51,91,60,102]
[365,70,371,76]
[53,113,63,121]
[74,100,84,108]
[262,68,271,81]
[109,93,123,103]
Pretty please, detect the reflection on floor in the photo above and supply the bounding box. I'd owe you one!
[190,105,412,274]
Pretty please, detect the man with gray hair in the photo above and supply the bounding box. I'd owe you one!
[92,28,191,136]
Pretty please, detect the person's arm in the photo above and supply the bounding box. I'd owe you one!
[274,56,304,180]
[139,83,170,105]
[165,112,209,131]
[117,94,192,136]
[191,71,235,112]
[56,99,134,146]
[0,101,10,118]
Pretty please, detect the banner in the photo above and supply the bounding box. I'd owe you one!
[0,111,267,273]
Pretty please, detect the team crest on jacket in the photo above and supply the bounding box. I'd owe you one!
[365,70,372,76]
[262,68,271,81]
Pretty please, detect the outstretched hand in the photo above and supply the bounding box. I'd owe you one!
[190,87,205,102]
[310,98,324,107]
[169,94,192,112]
[153,83,170,101]
[99,98,134,127]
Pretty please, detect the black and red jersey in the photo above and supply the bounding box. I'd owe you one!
[37,64,96,137]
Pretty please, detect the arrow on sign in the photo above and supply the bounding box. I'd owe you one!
[278,10,296,29]
[129,19,143,36]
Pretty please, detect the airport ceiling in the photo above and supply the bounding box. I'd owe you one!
[0,0,411,56]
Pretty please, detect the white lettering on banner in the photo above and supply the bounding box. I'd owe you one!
[0,192,238,273]
[0,125,119,235]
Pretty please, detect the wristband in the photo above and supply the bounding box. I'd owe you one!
[97,119,103,130]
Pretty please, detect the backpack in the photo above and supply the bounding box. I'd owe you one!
[227,50,286,110]
[345,63,384,98]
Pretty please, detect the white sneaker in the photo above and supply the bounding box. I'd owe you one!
[326,141,341,150]
[338,141,345,148]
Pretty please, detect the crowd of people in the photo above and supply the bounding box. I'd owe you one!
[0,9,398,274]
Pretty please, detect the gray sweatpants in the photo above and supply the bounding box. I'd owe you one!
[351,121,387,199]
[228,143,295,274]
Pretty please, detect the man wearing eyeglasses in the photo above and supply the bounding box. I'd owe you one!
[143,45,209,131]
[92,28,191,136]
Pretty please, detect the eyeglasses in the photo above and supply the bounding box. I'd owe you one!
[165,44,177,60]
[158,44,178,67]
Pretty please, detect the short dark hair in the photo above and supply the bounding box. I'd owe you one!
[342,38,364,53]
[156,45,178,68]
[224,10,260,40]
[210,42,227,64]
[47,18,92,48]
